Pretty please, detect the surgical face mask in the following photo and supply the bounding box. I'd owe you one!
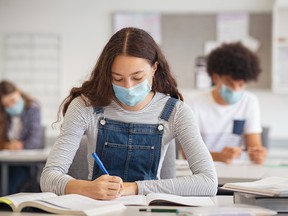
[220,85,244,104]
[5,98,25,116]
[112,78,152,106]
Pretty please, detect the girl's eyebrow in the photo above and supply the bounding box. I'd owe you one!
[111,70,144,76]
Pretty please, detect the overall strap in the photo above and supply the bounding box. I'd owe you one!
[159,97,178,121]
[93,107,104,114]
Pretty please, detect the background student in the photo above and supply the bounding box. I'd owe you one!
[41,27,217,200]
[187,42,267,164]
[0,80,42,194]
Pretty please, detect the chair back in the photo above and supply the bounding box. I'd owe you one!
[261,126,270,149]
[68,136,89,180]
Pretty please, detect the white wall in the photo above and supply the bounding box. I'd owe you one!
[1,0,287,140]
[0,0,274,94]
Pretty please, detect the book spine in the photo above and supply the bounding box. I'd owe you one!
[234,192,288,213]
[234,192,257,205]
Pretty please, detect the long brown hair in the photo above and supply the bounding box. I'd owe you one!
[0,80,33,149]
[58,27,183,121]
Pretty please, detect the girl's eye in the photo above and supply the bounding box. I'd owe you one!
[133,77,143,81]
[113,78,123,82]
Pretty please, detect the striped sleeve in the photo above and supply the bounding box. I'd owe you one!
[40,97,88,195]
[136,102,218,196]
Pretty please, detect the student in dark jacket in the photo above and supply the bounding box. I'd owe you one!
[0,80,42,194]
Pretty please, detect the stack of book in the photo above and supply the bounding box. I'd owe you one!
[222,176,288,213]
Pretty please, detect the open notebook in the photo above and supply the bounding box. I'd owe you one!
[0,192,125,215]
[96,192,215,206]
[0,191,215,215]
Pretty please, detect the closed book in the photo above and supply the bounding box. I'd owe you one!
[222,176,288,197]
[234,192,288,213]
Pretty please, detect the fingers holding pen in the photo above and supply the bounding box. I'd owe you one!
[107,175,123,196]
[90,175,123,200]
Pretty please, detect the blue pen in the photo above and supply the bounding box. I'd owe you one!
[92,152,109,175]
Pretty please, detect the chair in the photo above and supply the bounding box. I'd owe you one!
[68,136,89,180]
[160,140,176,179]
[261,126,270,149]
[68,136,176,180]
[17,126,47,193]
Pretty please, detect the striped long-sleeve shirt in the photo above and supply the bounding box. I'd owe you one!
[40,92,217,196]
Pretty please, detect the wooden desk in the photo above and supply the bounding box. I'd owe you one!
[0,149,50,196]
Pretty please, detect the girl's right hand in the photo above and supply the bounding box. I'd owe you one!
[66,175,123,200]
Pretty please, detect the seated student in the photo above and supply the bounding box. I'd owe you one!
[0,80,42,194]
[40,27,217,200]
[188,42,266,164]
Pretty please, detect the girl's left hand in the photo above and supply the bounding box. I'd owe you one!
[121,182,138,196]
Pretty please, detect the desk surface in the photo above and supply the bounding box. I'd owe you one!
[176,147,288,185]
[1,196,286,216]
[0,149,50,162]
[0,149,50,196]
[0,196,233,216]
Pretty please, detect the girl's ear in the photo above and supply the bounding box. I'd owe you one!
[211,73,219,85]
[152,61,158,75]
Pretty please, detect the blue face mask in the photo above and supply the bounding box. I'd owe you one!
[112,78,152,106]
[220,85,244,104]
[5,98,25,116]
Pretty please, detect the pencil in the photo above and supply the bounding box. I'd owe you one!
[139,208,177,213]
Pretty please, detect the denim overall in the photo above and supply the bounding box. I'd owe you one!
[92,97,178,182]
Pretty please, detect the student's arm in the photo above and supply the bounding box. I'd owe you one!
[41,97,126,200]
[3,140,23,150]
[21,102,43,149]
[180,139,242,164]
[65,175,123,200]
[210,146,242,164]
[244,94,267,164]
[121,182,138,195]
[245,133,267,164]
[136,102,218,196]
[41,97,90,195]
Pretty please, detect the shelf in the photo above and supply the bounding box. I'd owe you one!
[272,0,288,94]
[277,0,288,7]
[277,43,288,47]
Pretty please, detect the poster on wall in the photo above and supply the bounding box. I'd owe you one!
[217,13,260,52]
[217,13,249,42]
[113,12,162,44]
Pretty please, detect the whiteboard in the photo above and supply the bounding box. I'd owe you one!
[2,33,62,128]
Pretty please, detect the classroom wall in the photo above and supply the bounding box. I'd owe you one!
[161,13,272,89]
[1,0,287,143]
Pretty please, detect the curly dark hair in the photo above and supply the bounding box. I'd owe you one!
[207,42,261,81]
